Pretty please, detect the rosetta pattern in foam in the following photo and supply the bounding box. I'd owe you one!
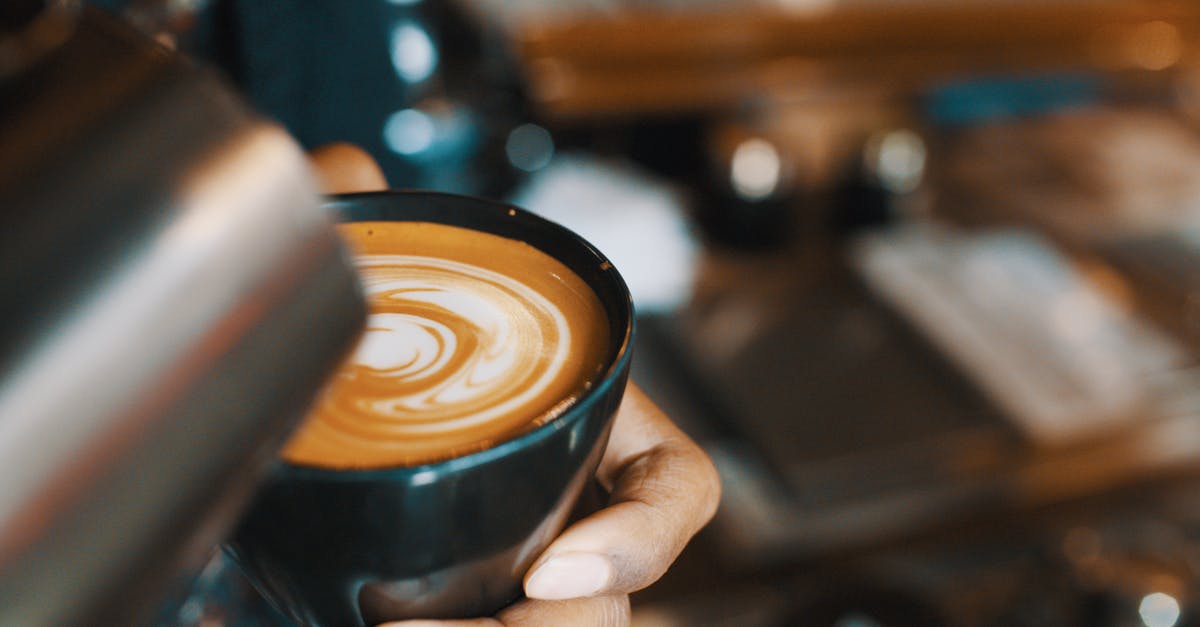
[316,254,573,457]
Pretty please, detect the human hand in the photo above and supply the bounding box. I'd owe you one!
[382,383,721,627]
[309,142,390,193]
[310,143,722,626]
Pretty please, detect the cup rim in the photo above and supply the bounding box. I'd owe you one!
[281,190,635,481]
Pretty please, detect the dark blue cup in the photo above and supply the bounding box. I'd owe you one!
[224,191,634,626]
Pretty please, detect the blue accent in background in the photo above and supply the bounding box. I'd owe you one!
[924,73,1105,126]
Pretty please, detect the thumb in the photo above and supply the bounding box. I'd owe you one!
[523,386,720,600]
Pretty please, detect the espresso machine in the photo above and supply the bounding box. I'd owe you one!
[0,3,366,624]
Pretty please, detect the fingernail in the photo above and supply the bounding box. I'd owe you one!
[525,552,612,600]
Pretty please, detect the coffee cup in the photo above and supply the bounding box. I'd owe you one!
[224,191,634,626]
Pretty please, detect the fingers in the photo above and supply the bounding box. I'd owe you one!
[309,142,388,193]
[523,383,720,600]
[496,595,630,626]
[379,595,630,627]
[379,618,500,627]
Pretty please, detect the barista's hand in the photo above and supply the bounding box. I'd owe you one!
[310,142,390,193]
[382,384,720,627]
[311,144,722,627]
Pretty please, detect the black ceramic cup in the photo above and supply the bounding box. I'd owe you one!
[224,191,634,626]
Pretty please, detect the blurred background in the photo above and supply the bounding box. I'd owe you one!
[40,0,1200,624]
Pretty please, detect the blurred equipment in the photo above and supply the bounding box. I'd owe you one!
[934,107,1200,352]
[0,4,364,625]
[181,0,533,198]
[494,1,1200,121]
[852,225,1187,447]
[510,153,700,313]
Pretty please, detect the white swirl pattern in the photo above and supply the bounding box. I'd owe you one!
[290,252,583,468]
[282,221,610,469]
[351,254,572,432]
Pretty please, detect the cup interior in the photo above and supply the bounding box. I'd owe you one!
[289,190,636,479]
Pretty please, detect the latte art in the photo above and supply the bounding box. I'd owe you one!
[282,222,610,468]
[343,254,572,431]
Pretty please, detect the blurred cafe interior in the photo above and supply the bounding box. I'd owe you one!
[12,0,1200,625]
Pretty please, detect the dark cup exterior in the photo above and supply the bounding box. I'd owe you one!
[224,191,634,626]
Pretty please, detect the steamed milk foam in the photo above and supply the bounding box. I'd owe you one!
[281,221,610,469]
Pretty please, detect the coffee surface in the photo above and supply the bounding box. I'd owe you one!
[282,221,610,468]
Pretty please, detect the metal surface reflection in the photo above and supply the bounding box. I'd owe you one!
[0,8,365,625]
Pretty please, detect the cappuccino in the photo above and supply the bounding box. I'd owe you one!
[282,221,610,468]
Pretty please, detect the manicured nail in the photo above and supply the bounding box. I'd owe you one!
[525,552,613,600]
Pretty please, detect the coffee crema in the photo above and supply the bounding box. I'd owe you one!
[281,221,610,469]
